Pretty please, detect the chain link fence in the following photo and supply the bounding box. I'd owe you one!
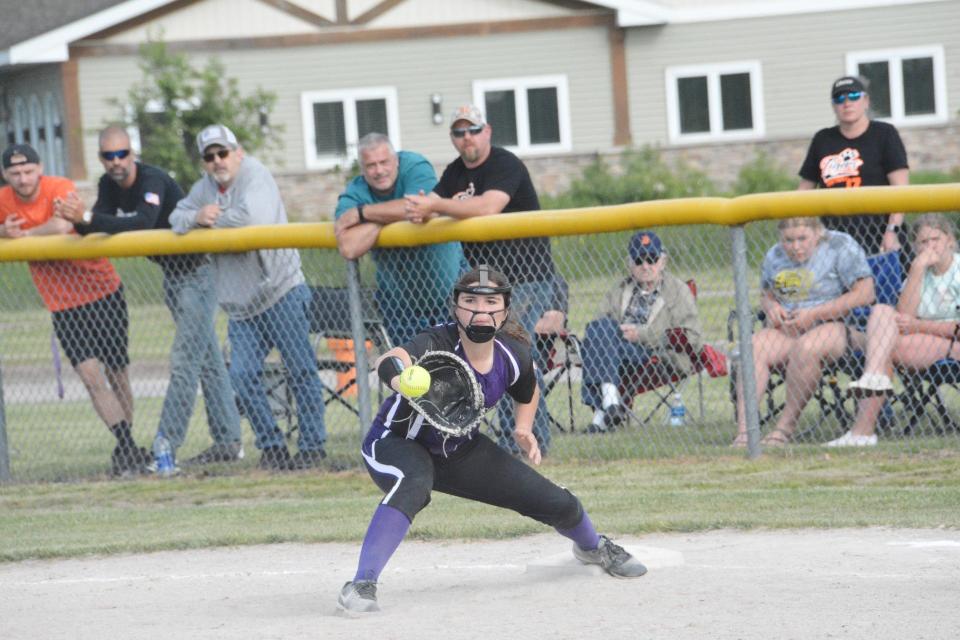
[2,197,960,482]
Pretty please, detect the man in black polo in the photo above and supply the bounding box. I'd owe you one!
[55,125,243,468]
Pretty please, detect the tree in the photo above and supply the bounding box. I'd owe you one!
[110,37,282,189]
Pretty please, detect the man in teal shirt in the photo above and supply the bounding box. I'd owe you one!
[334,133,466,344]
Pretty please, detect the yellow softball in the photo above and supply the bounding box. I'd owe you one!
[398,365,431,398]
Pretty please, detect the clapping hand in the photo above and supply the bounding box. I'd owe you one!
[52,192,86,223]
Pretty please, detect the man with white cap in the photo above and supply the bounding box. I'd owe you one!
[170,124,327,471]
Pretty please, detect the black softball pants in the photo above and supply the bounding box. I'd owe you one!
[363,432,583,530]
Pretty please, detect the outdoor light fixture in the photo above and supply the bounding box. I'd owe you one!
[431,93,443,125]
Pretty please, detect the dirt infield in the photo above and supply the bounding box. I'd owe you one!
[3,528,958,639]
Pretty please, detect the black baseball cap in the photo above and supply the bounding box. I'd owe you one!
[831,76,867,98]
[629,230,664,261]
[2,143,41,169]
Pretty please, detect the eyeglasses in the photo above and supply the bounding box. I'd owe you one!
[451,125,484,139]
[203,148,231,163]
[633,254,660,265]
[832,91,863,105]
[100,149,131,161]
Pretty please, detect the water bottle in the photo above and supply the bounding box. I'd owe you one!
[668,391,686,427]
[153,433,175,476]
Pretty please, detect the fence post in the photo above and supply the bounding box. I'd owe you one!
[730,225,762,458]
[0,361,10,481]
[345,260,373,437]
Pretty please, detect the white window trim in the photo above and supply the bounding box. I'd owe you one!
[472,75,572,155]
[300,87,400,170]
[665,61,765,145]
[846,45,947,127]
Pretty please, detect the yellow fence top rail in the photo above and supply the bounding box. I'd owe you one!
[1,184,957,262]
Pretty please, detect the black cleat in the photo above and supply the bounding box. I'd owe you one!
[291,448,326,470]
[258,446,293,471]
[181,442,244,466]
[603,404,629,429]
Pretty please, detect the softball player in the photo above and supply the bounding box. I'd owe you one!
[337,266,646,614]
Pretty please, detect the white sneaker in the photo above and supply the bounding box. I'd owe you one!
[824,430,878,447]
[848,373,894,397]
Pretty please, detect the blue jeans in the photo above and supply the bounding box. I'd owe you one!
[580,317,652,409]
[227,284,326,452]
[159,263,241,450]
[496,281,553,455]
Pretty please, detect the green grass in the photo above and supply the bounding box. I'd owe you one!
[3,337,959,483]
[1,450,958,562]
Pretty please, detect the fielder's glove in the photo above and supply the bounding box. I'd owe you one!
[406,351,485,437]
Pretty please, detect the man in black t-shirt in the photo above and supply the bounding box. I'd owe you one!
[56,126,242,468]
[404,105,566,456]
[798,75,910,255]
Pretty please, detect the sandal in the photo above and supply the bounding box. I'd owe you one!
[730,432,749,448]
[760,428,792,447]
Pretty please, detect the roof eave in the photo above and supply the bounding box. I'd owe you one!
[616,10,669,27]
[0,0,175,67]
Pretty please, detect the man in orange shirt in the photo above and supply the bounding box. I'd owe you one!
[0,143,150,476]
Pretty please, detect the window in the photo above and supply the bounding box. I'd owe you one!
[301,87,400,169]
[847,45,946,125]
[472,75,571,154]
[665,61,765,144]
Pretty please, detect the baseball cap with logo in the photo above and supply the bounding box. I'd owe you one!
[449,105,485,129]
[628,230,664,261]
[831,76,867,98]
[196,124,239,154]
[2,143,41,169]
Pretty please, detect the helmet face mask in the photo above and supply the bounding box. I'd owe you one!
[452,266,511,343]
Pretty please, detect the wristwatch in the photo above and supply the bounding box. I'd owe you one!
[886,223,901,233]
[81,210,93,224]
[356,204,366,224]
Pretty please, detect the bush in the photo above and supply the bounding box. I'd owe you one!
[728,151,797,196]
[109,37,282,190]
[541,146,715,210]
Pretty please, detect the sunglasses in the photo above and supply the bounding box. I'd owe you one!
[832,91,863,105]
[100,149,131,161]
[451,125,484,139]
[633,254,660,265]
[203,148,231,163]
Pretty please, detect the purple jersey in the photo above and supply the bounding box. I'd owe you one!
[362,323,536,456]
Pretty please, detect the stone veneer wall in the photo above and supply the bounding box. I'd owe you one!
[73,123,959,222]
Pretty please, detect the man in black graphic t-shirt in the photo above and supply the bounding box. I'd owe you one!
[56,126,242,468]
[798,75,909,255]
[404,104,566,456]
